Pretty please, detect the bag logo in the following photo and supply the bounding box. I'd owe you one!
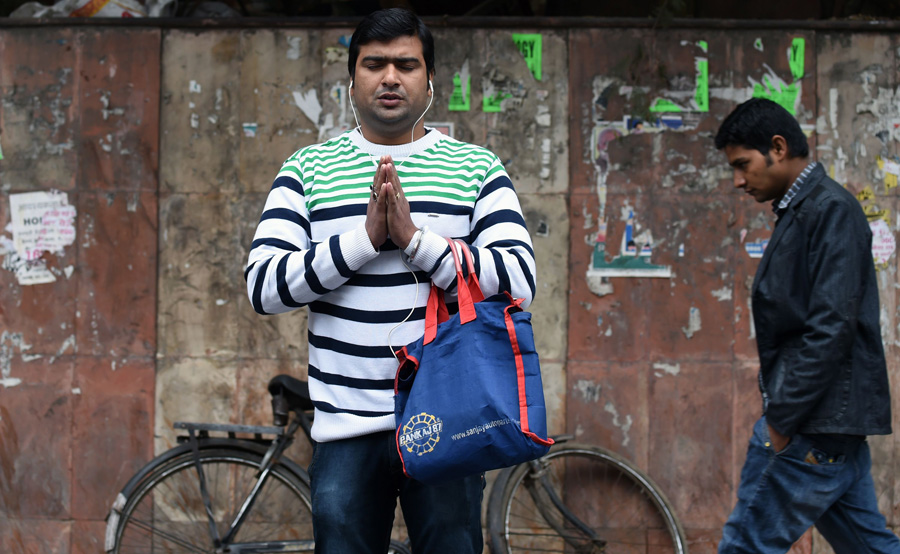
[399,412,442,456]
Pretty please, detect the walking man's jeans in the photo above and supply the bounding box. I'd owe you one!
[719,416,900,553]
[309,429,484,554]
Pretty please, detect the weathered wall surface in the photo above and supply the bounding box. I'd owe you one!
[0,20,897,554]
[0,27,159,552]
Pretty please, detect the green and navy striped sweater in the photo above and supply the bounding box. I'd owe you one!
[245,129,536,442]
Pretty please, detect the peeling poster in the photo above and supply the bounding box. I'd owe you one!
[449,72,471,112]
[512,33,542,81]
[649,40,708,113]
[751,37,804,115]
[878,157,899,190]
[483,91,512,113]
[744,240,768,258]
[3,191,76,285]
[870,219,896,269]
[788,37,805,81]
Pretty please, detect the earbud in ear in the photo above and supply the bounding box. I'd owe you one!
[428,80,433,93]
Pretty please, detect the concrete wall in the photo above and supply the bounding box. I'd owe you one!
[0,20,897,553]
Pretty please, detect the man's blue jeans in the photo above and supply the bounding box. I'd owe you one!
[719,416,900,553]
[308,430,484,554]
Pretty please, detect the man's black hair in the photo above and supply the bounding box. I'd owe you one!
[348,8,435,81]
[714,98,809,158]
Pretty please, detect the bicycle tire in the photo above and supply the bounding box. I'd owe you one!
[109,447,313,553]
[487,442,688,554]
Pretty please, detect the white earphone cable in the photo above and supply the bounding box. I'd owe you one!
[347,78,433,360]
[387,249,421,362]
[348,79,434,168]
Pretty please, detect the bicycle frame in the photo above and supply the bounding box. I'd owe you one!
[523,456,606,551]
[174,412,315,553]
[109,378,414,554]
[489,435,605,552]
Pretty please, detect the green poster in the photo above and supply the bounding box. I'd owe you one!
[511,33,542,81]
[649,98,682,113]
[483,91,511,113]
[751,38,804,115]
[752,77,800,115]
[649,40,707,114]
[789,37,805,81]
[449,73,471,112]
[694,58,709,112]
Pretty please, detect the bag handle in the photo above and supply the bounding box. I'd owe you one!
[452,239,485,303]
[423,238,483,344]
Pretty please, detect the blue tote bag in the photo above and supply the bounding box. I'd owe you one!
[394,238,553,484]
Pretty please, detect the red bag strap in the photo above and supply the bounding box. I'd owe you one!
[503,294,554,447]
[452,239,485,303]
[423,238,478,345]
[422,286,443,346]
[449,240,477,325]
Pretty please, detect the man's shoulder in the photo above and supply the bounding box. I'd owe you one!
[431,134,499,162]
[807,173,861,209]
[282,133,354,165]
[798,172,868,229]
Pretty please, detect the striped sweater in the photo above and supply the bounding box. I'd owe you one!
[245,128,536,442]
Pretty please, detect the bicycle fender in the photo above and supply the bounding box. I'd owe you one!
[105,439,309,519]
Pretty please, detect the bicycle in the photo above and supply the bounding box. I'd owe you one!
[486,440,688,553]
[105,374,687,553]
[104,374,411,554]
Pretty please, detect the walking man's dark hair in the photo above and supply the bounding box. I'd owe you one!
[715,98,809,158]
[348,8,435,80]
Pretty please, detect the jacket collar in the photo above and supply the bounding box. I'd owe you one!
[781,162,824,210]
[752,163,825,295]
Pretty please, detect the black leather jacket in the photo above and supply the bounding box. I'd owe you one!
[752,164,892,438]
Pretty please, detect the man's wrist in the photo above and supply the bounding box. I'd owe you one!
[364,225,380,251]
[344,222,382,269]
[404,226,427,259]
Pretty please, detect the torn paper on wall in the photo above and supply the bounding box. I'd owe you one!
[878,157,899,190]
[744,240,768,258]
[586,211,673,297]
[2,191,76,285]
[293,89,322,127]
[870,219,896,269]
[751,38,805,116]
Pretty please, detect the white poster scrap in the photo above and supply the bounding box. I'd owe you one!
[870,219,895,267]
[4,191,77,285]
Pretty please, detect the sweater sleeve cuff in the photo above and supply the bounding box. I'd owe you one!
[340,222,380,271]
[410,229,447,271]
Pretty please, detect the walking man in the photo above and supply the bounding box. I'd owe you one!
[715,97,900,553]
[245,8,535,553]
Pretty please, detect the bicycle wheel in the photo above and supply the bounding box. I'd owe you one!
[110,447,313,553]
[488,442,688,554]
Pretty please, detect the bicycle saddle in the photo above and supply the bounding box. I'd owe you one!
[268,374,314,412]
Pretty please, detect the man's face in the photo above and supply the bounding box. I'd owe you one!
[724,144,790,203]
[351,35,432,144]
